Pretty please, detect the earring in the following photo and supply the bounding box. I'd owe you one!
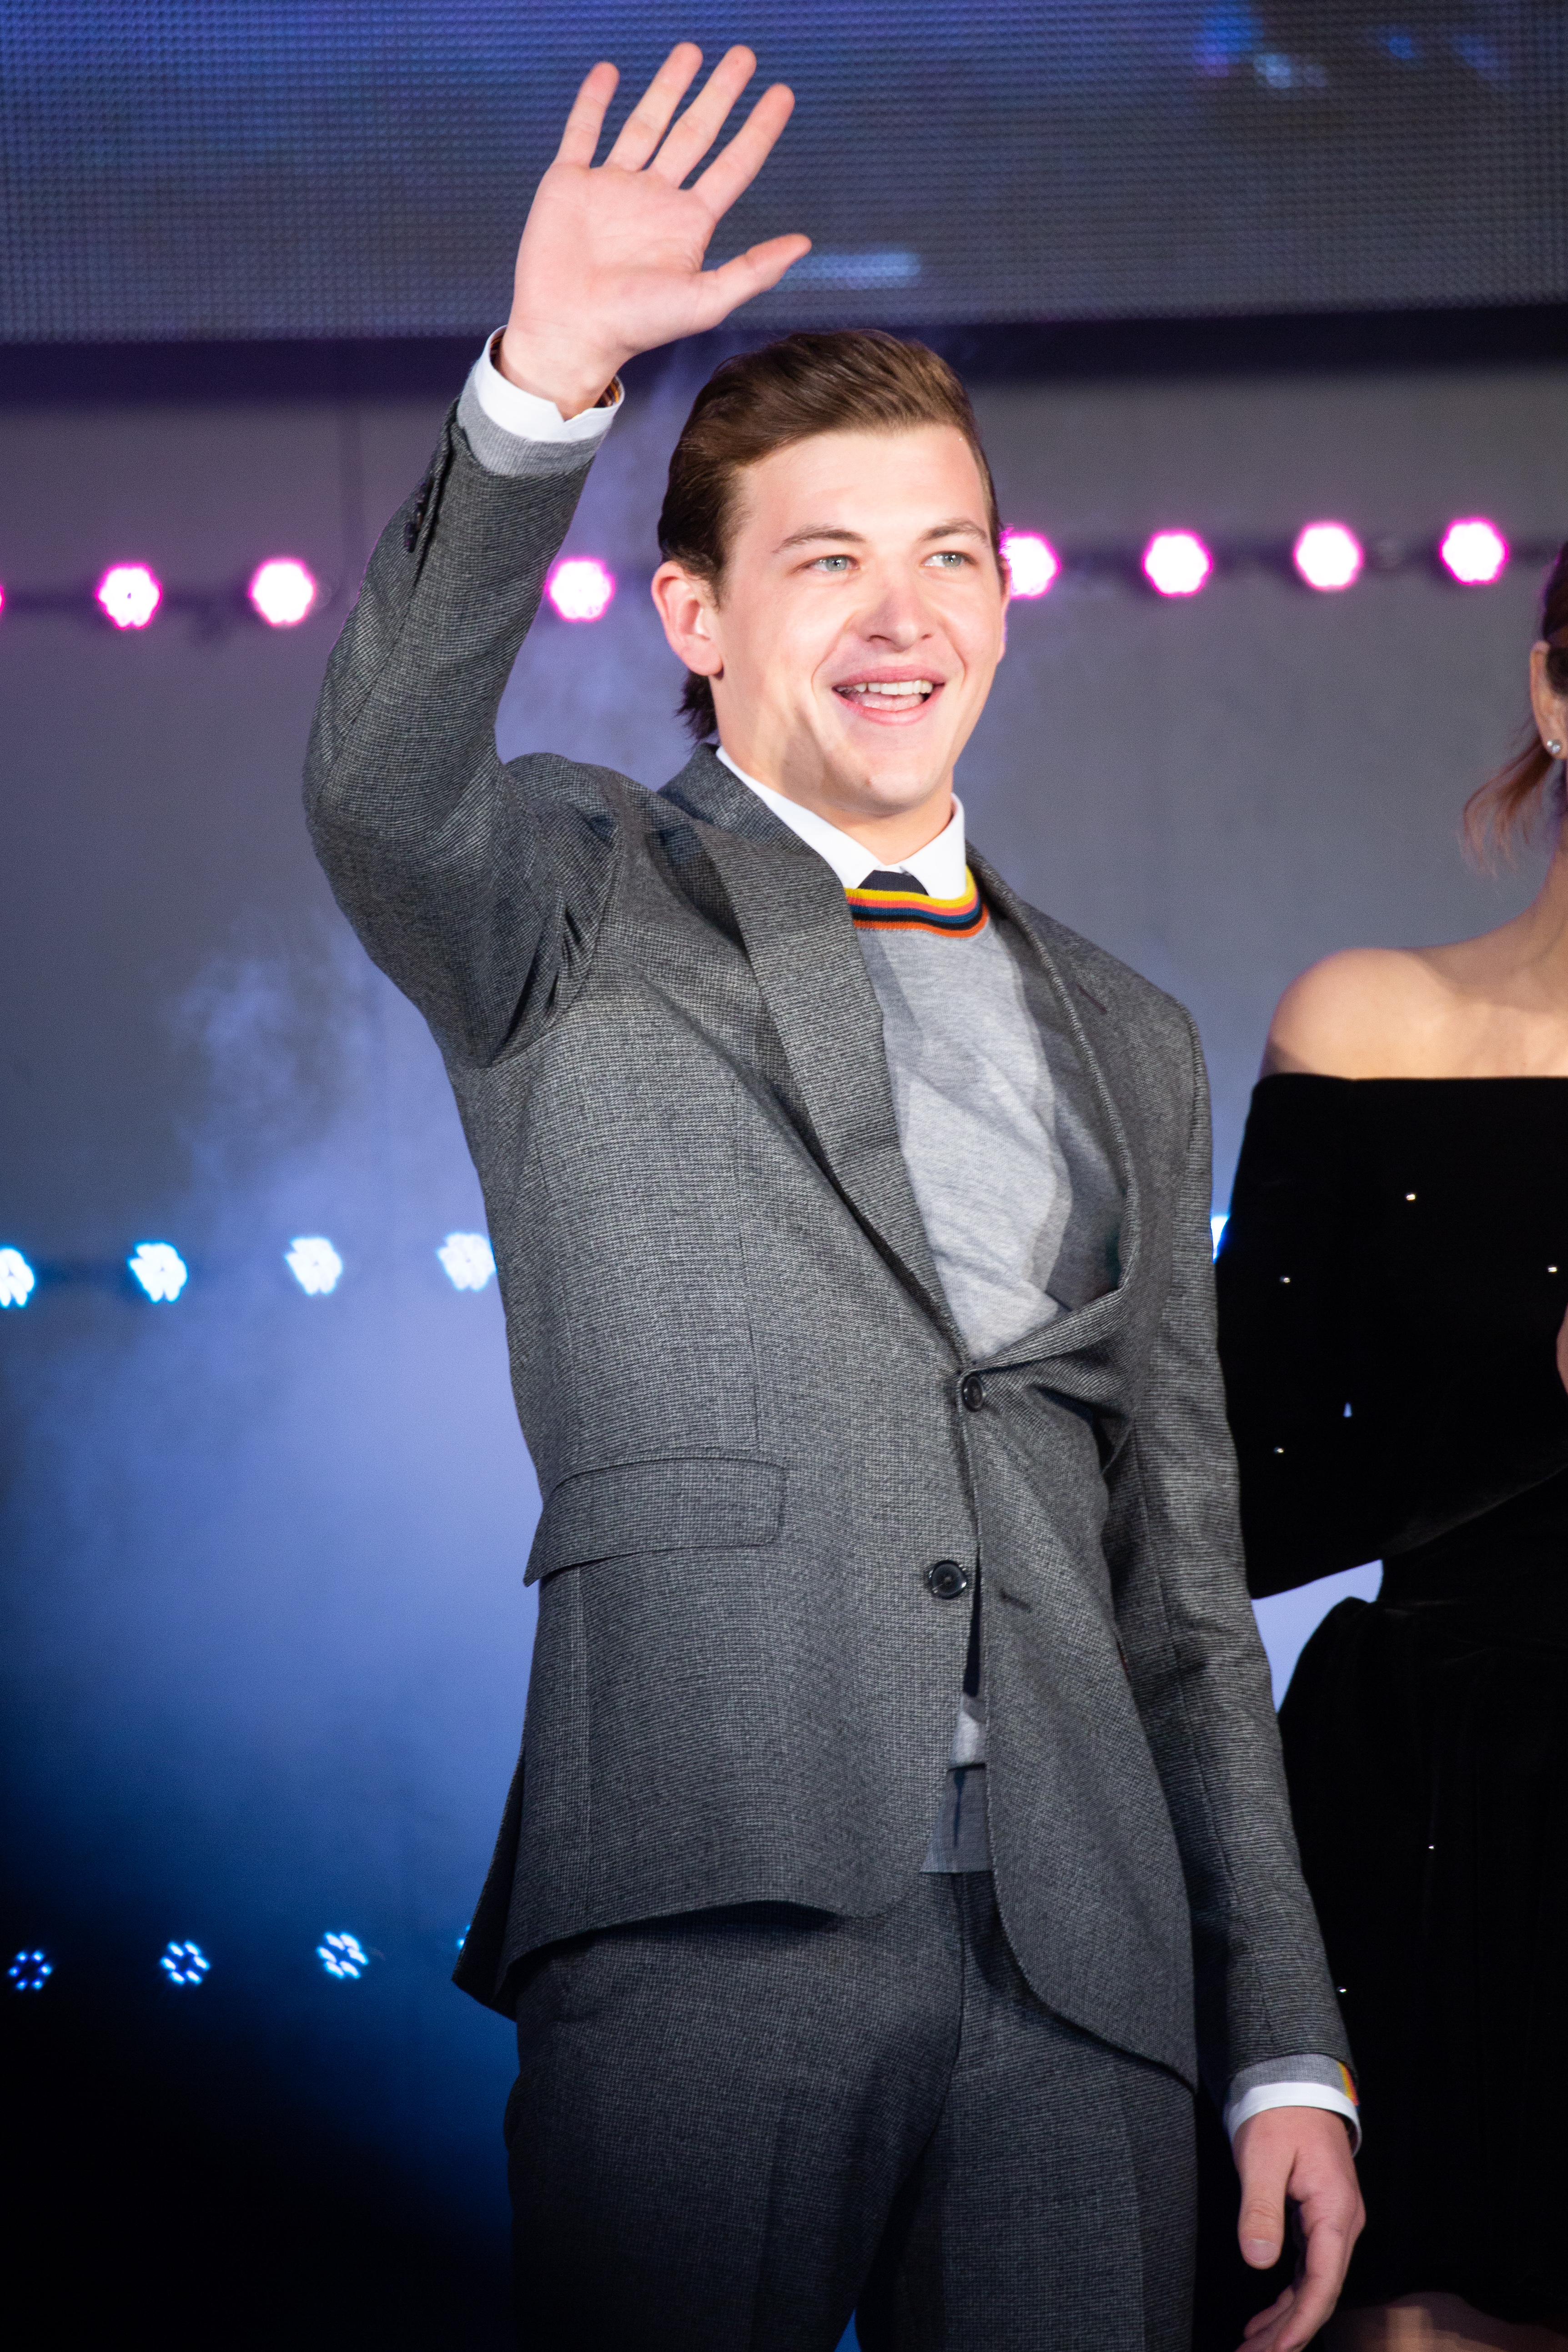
[1548,739,1565,757]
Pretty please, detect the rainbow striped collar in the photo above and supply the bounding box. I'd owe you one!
[845,868,989,938]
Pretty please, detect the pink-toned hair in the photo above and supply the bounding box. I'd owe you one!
[1463,540,1568,862]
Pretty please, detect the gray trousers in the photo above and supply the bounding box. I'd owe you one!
[505,1872,1196,2351]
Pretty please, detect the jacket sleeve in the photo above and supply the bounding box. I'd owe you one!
[304,410,622,1066]
[1216,1077,1568,1594]
[1108,1016,1352,2097]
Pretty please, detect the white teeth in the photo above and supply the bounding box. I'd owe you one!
[841,680,935,698]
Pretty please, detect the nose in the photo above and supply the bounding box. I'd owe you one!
[856,568,930,649]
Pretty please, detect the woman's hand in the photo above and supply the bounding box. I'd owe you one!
[498,44,809,419]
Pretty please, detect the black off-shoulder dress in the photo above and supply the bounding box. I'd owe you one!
[1216,1076,1568,2323]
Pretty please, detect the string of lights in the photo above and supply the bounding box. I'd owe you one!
[0,1233,497,1307]
[7,1931,461,1991]
[0,518,1553,635]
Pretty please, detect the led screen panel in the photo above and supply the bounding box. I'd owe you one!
[2,2,1563,342]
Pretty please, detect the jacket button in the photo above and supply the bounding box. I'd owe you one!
[960,1372,987,1412]
[926,1559,970,1600]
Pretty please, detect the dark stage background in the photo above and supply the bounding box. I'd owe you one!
[3,7,1567,2347]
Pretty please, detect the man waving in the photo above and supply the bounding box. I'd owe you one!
[307,44,1362,2352]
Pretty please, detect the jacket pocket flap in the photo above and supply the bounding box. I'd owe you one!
[524,1455,786,1585]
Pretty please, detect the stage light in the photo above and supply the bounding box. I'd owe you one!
[0,1247,36,1307]
[317,1931,370,1980]
[1143,532,1211,598]
[546,557,615,623]
[9,1950,52,1992]
[160,1940,210,1986]
[1293,522,1363,592]
[437,1231,495,1292]
[96,563,161,629]
[128,1242,188,1302]
[248,557,318,627]
[1211,1214,1229,1257]
[1439,518,1508,586]
[1000,531,1060,599]
[285,1236,343,1295]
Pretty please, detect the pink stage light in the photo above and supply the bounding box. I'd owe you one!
[1293,522,1363,592]
[1439,518,1508,587]
[1142,531,1211,598]
[96,563,161,629]
[1000,530,1060,598]
[546,557,616,623]
[248,557,318,627]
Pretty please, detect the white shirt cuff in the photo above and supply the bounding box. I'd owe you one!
[1224,2080,1362,2154]
[472,332,622,444]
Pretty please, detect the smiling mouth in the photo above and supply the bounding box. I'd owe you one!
[834,678,940,714]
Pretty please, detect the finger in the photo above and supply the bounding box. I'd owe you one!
[692,234,812,329]
[690,83,798,219]
[604,42,703,172]
[650,45,757,185]
[1269,2211,1357,2352]
[554,60,619,169]
[1240,2285,1294,2345]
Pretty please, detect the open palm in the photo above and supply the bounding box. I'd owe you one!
[501,45,809,416]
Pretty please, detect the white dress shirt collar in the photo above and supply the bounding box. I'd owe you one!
[715,746,969,899]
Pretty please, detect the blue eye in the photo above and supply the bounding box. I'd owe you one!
[812,554,852,573]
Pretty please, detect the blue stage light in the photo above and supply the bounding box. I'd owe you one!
[128,1241,188,1302]
[9,1949,53,1992]
[0,1247,36,1307]
[317,1931,370,1980]
[1211,1214,1229,1257]
[160,1940,210,1985]
[437,1231,495,1292]
[285,1236,343,1295]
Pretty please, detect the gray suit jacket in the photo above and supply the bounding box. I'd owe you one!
[305,411,1349,2097]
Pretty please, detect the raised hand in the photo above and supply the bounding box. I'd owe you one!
[499,44,809,418]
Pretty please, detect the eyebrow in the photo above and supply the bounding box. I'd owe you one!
[774,518,991,552]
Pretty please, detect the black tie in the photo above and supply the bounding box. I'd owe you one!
[859,869,929,895]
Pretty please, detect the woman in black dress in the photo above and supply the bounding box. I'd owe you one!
[1216,548,1568,2352]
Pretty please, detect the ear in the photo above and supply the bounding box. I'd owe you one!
[652,561,724,678]
[1529,640,1567,745]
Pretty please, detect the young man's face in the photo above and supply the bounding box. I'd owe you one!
[653,423,1009,857]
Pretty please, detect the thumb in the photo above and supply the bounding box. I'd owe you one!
[696,234,812,324]
[1236,2142,1289,2270]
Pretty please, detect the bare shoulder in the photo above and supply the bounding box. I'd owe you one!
[1263,947,1453,1077]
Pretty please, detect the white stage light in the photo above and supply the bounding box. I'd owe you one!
[317,1931,370,1980]
[546,557,615,623]
[97,564,162,629]
[1143,532,1212,597]
[128,1242,188,1302]
[1000,531,1060,598]
[160,1940,210,1985]
[1439,518,1508,586]
[0,1247,36,1307]
[1293,523,1363,592]
[286,1236,343,1295]
[249,557,318,627]
[1211,1214,1229,1257]
[437,1232,496,1291]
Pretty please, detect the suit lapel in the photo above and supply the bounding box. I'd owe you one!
[965,846,1145,1358]
[661,749,963,1352]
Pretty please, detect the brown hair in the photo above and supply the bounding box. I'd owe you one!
[657,331,1003,742]
[1463,540,1568,863]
